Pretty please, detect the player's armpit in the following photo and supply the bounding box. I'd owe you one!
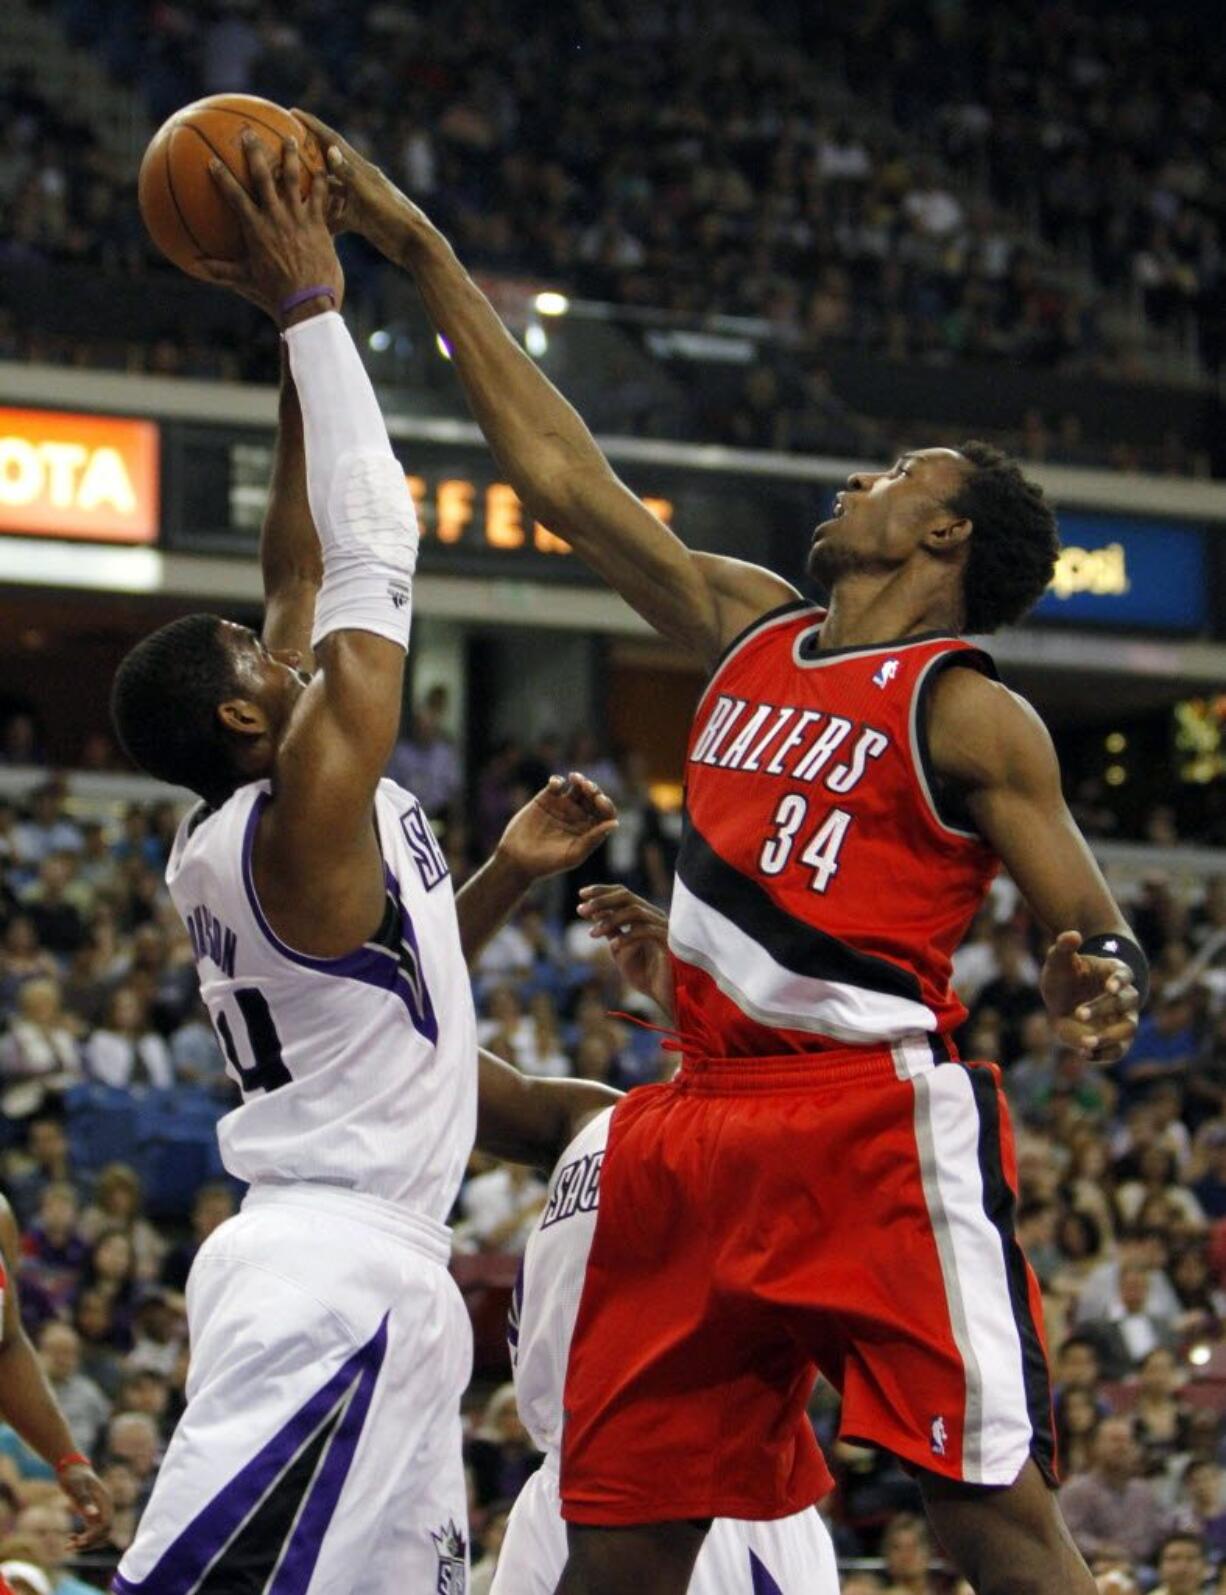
[926,668,1126,940]
[690,553,804,657]
[476,1049,622,1168]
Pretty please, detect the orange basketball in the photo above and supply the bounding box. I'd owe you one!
[138,94,325,277]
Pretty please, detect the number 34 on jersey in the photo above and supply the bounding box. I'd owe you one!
[759,798,852,893]
[690,691,890,897]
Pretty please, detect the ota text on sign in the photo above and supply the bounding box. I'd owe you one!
[0,408,159,543]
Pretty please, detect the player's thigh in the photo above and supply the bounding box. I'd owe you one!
[353,1401,470,1595]
[312,1257,474,1594]
[116,1249,393,1591]
[807,1064,1053,1489]
[118,1219,471,1593]
[919,1455,1090,1586]
[694,1510,839,1595]
[491,1466,568,1595]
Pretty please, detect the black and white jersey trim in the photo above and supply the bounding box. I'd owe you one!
[677,816,922,1002]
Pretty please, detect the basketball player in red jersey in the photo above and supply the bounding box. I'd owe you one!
[296,117,1141,1595]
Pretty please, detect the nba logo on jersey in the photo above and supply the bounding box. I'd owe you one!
[930,1414,948,1456]
[872,657,899,689]
[432,1520,467,1592]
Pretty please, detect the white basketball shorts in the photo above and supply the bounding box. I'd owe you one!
[491,1457,839,1594]
[112,1183,472,1595]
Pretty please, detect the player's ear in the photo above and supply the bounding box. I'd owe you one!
[925,516,972,556]
[216,697,268,740]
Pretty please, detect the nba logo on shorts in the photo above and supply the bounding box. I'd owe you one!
[432,1520,467,1593]
[930,1414,948,1457]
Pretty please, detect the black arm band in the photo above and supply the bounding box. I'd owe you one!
[1080,933,1149,1006]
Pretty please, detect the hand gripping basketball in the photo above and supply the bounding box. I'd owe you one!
[195,135,344,324]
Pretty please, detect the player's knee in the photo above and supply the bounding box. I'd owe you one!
[563,1522,704,1595]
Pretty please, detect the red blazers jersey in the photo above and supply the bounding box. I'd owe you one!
[670,602,999,1062]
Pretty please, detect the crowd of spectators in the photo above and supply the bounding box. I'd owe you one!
[0,0,1219,475]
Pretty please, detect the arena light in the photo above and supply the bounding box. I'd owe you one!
[368,328,392,353]
[534,291,570,317]
[524,323,548,358]
[1189,1343,1212,1367]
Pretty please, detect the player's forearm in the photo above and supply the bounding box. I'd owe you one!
[476,1049,620,1165]
[0,1335,77,1465]
[386,213,723,651]
[388,214,621,531]
[455,851,534,966]
[262,345,321,591]
[260,346,321,657]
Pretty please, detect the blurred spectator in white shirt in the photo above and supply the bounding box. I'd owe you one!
[85,987,174,1092]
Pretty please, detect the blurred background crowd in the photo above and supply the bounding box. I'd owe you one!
[1,0,1224,474]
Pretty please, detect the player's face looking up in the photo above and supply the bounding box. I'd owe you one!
[213,620,310,771]
[806,446,972,590]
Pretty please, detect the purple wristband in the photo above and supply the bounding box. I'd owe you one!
[279,284,336,320]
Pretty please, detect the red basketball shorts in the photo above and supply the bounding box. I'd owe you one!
[560,1047,1055,1525]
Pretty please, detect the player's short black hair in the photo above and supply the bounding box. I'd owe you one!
[948,440,1060,634]
[110,614,243,807]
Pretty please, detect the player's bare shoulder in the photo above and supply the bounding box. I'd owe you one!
[926,664,1056,793]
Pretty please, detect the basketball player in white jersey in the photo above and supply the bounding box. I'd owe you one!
[474,891,838,1595]
[108,136,615,1595]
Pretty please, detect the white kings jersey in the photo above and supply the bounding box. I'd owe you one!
[166,777,477,1221]
[508,1107,612,1454]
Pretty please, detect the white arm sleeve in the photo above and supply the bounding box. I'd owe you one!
[283,310,420,651]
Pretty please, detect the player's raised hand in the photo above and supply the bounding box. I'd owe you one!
[495,773,617,882]
[1041,929,1141,1064]
[291,109,422,253]
[60,1458,114,1550]
[578,884,674,1019]
[196,132,344,322]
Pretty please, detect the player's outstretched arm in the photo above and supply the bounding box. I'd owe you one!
[928,668,1145,1064]
[203,136,419,954]
[260,341,321,665]
[294,111,800,665]
[0,1197,112,1549]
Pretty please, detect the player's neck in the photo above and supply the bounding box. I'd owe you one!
[819,569,961,650]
